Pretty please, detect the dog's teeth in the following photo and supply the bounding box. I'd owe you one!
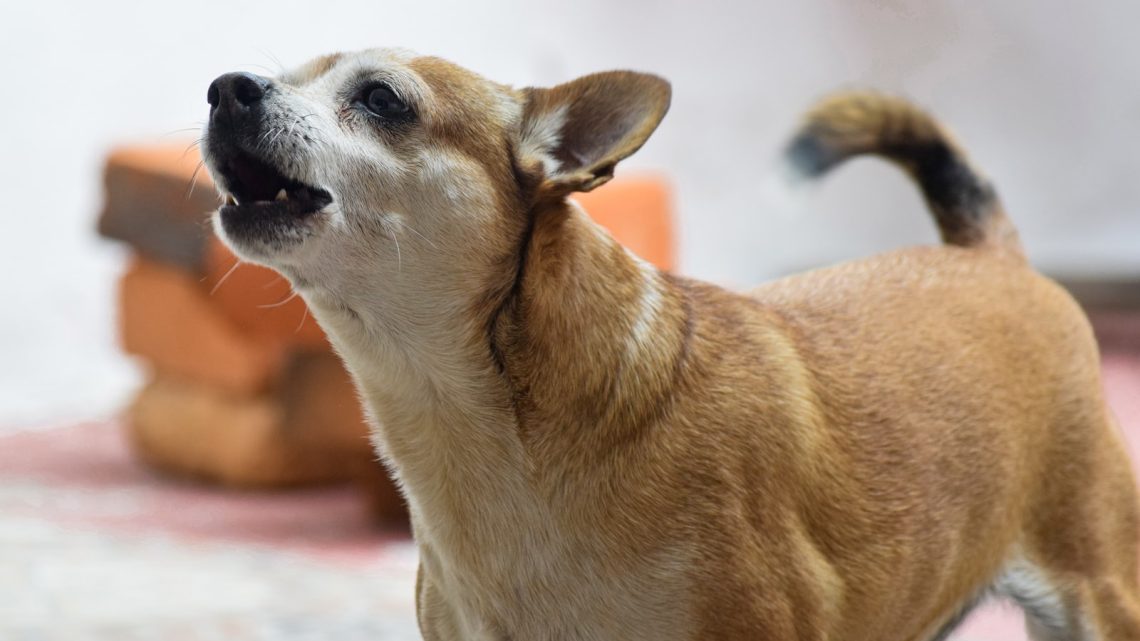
[275,189,288,202]
[225,195,237,206]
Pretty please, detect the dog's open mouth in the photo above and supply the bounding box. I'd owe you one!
[215,149,332,218]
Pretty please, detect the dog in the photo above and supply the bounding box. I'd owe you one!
[202,48,1140,641]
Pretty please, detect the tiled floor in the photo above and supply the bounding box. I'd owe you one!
[2,337,1138,640]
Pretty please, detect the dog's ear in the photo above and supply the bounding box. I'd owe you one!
[517,71,671,197]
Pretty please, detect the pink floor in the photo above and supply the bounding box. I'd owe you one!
[2,323,1138,639]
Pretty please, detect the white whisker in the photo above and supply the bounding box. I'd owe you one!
[389,225,402,272]
[208,259,243,296]
[295,303,310,334]
[268,126,286,149]
[258,49,287,75]
[163,126,205,137]
[258,290,300,309]
[180,137,204,159]
[186,160,207,200]
[241,62,279,76]
[388,217,438,250]
[257,126,277,148]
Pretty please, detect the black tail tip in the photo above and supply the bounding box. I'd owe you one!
[784,128,841,180]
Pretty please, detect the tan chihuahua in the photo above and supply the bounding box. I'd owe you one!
[202,49,1140,641]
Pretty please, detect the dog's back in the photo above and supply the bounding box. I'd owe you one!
[705,93,1140,640]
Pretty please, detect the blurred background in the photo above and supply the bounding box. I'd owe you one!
[1,1,1137,639]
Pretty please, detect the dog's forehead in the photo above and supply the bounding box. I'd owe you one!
[281,49,488,94]
[278,48,411,86]
[279,48,519,128]
[282,52,346,84]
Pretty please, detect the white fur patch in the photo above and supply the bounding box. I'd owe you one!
[993,557,1077,639]
[625,250,663,360]
[518,104,568,175]
[417,147,482,206]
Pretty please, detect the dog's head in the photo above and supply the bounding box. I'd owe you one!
[202,49,669,325]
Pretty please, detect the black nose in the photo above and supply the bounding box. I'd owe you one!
[207,72,270,122]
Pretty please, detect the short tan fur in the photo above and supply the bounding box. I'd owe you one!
[203,50,1140,641]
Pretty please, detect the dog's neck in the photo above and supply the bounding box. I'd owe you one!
[300,199,688,533]
[492,200,690,449]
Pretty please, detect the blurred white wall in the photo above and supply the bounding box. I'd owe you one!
[2,0,1138,425]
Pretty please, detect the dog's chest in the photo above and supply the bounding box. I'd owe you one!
[342,345,695,639]
[414,505,695,641]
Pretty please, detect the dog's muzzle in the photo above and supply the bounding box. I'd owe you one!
[205,72,332,228]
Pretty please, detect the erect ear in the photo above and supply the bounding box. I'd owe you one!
[517,71,671,197]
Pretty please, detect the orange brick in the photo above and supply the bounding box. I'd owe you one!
[277,351,372,456]
[128,375,352,487]
[278,351,407,522]
[203,237,329,350]
[127,356,406,522]
[120,256,283,394]
[574,174,676,271]
[98,143,217,272]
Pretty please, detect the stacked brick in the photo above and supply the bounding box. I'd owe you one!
[99,142,675,524]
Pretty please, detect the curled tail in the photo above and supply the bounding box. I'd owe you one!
[784,92,1021,252]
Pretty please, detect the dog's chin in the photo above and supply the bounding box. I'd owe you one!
[212,205,329,266]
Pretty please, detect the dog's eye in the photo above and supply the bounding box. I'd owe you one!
[360,84,411,120]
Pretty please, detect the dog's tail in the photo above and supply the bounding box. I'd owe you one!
[783,92,1021,253]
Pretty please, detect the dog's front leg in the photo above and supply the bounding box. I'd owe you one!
[415,559,510,641]
[416,562,467,641]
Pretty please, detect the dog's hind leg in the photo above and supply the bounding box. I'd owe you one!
[995,558,1087,640]
[995,557,1140,641]
[1082,578,1140,641]
[997,410,1140,641]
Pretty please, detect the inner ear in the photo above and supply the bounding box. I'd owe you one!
[519,71,671,196]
